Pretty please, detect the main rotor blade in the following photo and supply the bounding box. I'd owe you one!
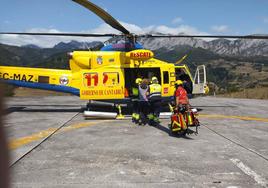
[72,0,130,35]
[0,32,117,37]
[2,32,267,40]
[139,34,268,40]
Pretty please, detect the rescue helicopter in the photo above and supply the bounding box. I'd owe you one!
[0,0,268,117]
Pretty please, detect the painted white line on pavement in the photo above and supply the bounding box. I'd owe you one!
[230,158,268,187]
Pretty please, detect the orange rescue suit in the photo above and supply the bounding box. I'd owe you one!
[175,86,189,105]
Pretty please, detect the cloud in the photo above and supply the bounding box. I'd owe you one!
[0,22,208,47]
[147,25,208,35]
[0,28,110,48]
[110,21,208,35]
[211,25,229,33]
[91,22,210,37]
[90,23,119,34]
[91,22,145,34]
[172,17,183,24]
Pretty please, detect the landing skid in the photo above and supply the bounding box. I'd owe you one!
[84,100,125,119]
[84,110,117,119]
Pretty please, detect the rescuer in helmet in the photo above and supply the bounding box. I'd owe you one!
[148,76,162,126]
[174,80,189,113]
[138,79,150,125]
[131,78,142,123]
[168,80,190,133]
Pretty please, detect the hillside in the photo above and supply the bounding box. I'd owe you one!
[1,38,268,97]
[0,40,106,69]
[220,87,268,99]
[151,45,268,92]
[140,36,268,57]
[0,43,68,68]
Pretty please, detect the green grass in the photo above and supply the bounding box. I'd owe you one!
[220,87,268,99]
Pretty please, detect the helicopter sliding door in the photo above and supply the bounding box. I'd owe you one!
[161,67,176,97]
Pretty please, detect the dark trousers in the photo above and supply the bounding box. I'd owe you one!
[149,100,162,118]
[132,100,139,114]
[138,101,150,122]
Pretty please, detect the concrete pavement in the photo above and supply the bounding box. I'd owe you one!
[3,96,268,187]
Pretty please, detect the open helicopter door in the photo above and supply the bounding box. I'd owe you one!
[192,65,209,94]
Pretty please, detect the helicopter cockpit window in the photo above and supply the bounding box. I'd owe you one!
[38,76,49,84]
[175,68,193,93]
[163,71,169,84]
[103,72,119,86]
[175,68,184,80]
[175,68,190,81]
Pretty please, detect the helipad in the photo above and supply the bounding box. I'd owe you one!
[3,96,268,187]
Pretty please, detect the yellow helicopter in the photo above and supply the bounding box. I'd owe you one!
[0,0,267,114]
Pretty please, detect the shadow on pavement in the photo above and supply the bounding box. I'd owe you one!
[152,123,194,140]
[5,106,82,113]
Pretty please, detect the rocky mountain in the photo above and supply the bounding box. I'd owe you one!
[0,40,103,69]
[21,44,42,49]
[0,43,67,67]
[53,40,103,50]
[1,37,268,93]
[8,35,268,58]
[208,38,268,57]
[139,36,268,57]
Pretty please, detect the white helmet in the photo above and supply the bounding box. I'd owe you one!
[151,76,158,84]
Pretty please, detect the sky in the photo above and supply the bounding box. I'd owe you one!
[0,0,268,47]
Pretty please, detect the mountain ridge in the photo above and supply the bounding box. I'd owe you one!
[2,34,268,57]
[139,37,268,57]
[1,38,268,93]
